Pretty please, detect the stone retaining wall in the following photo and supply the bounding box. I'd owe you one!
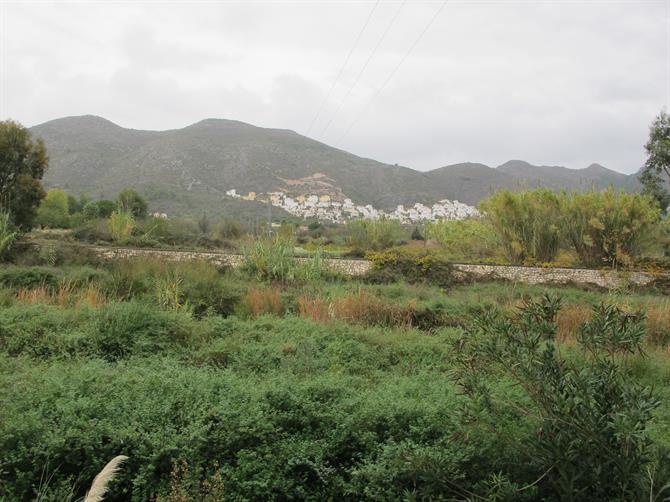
[90,246,662,289]
[451,263,657,289]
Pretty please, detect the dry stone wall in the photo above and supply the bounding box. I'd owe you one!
[90,246,661,289]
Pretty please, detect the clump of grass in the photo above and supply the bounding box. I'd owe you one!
[242,236,296,281]
[155,272,188,312]
[297,295,331,322]
[242,286,283,317]
[333,289,414,327]
[556,303,592,343]
[646,302,670,346]
[15,279,108,308]
[78,284,107,307]
[16,285,51,304]
[297,289,415,327]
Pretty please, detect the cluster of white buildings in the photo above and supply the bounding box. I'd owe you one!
[224,188,479,223]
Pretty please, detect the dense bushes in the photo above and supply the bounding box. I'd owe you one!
[2,251,670,500]
[427,217,501,262]
[561,189,661,267]
[365,248,454,288]
[479,188,563,263]
[479,188,662,267]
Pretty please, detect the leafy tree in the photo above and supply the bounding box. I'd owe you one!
[36,188,70,228]
[97,199,117,218]
[641,110,670,212]
[82,200,101,219]
[0,120,48,230]
[117,188,148,218]
[67,193,89,215]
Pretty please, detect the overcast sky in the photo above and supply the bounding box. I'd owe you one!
[0,0,668,173]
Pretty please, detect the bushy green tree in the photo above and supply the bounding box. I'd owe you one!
[36,188,70,228]
[117,188,148,218]
[97,199,117,218]
[641,110,670,212]
[0,120,48,230]
[479,189,562,263]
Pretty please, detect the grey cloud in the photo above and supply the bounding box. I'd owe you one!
[2,1,667,174]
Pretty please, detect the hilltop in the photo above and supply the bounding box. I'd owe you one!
[31,115,640,217]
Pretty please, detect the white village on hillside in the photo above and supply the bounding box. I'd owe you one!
[225,189,480,223]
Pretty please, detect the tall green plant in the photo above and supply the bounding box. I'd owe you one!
[108,211,135,242]
[479,189,562,263]
[243,235,297,281]
[560,189,660,268]
[0,210,18,260]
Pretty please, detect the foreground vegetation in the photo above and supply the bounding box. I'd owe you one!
[1,241,670,501]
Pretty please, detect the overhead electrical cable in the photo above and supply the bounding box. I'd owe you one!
[338,0,450,144]
[319,0,407,138]
[305,0,381,136]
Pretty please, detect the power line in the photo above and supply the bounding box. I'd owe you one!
[305,0,381,137]
[338,0,450,144]
[319,0,407,138]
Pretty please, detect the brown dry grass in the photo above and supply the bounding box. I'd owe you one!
[297,295,331,322]
[556,303,592,343]
[16,281,107,308]
[297,289,414,328]
[243,286,284,317]
[646,303,670,347]
[16,286,51,304]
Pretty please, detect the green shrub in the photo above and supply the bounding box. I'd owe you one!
[0,266,59,289]
[92,302,193,360]
[72,218,113,243]
[453,295,661,500]
[365,249,454,288]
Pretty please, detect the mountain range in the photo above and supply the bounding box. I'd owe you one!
[30,115,642,218]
